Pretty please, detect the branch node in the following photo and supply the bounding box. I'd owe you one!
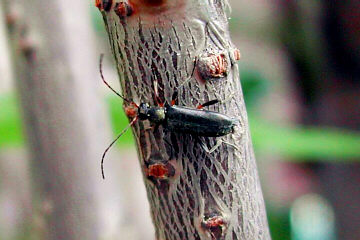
[201,215,227,239]
[115,2,134,18]
[19,37,36,62]
[197,52,229,80]
[233,48,241,61]
[95,0,113,12]
[5,12,18,32]
[145,162,175,180]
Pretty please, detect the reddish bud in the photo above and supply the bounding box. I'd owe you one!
[95,0,101,9]
[19,38,36,62]
[115,2,134,18]
[197,53,229,80]
[202,216,225,228]
[201,215,227,239]
[145,162,175,179]
[95,0,113,11]
[233,48,241,61]
[138,0,166,7]
[5,13,17,30]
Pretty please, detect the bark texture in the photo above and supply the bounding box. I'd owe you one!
[100,0,270,239]
[2,0,108,239]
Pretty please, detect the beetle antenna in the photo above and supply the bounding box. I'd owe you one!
[101,116,138,179]
[99,54,131,103]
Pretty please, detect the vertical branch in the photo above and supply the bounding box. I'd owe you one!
[99,0,270,239]
[2,0,108,239]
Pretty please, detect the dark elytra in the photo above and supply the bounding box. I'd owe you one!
[137,102,237,137]
[163,105,237,137]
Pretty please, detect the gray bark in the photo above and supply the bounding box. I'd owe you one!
[100,0,270,239]
[2,0,109,239]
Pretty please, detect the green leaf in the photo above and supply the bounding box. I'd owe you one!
[0,94,24,147]
[240,68,269,108]
[250,114,360,161]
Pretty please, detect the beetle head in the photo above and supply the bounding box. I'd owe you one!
[138,103,150,120]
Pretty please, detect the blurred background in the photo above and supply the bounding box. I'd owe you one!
[0,0,359,239]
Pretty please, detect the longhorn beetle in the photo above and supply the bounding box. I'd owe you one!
[100,54,238,179]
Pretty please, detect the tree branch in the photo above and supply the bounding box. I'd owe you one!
[98,0,270,239]
[2,0,108,239]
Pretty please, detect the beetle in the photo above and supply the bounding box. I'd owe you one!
[99,54,238,179]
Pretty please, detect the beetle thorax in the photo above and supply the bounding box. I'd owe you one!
[138,103,166,123]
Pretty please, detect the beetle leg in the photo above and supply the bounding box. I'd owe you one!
[154,79,164,107]
[163,138,174,159]
[153,123,160,132]
[221,140,240,152]
[171,90,178,106]
[200,139,222,154]
[197,99,219,109]
[201,139,239,154]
